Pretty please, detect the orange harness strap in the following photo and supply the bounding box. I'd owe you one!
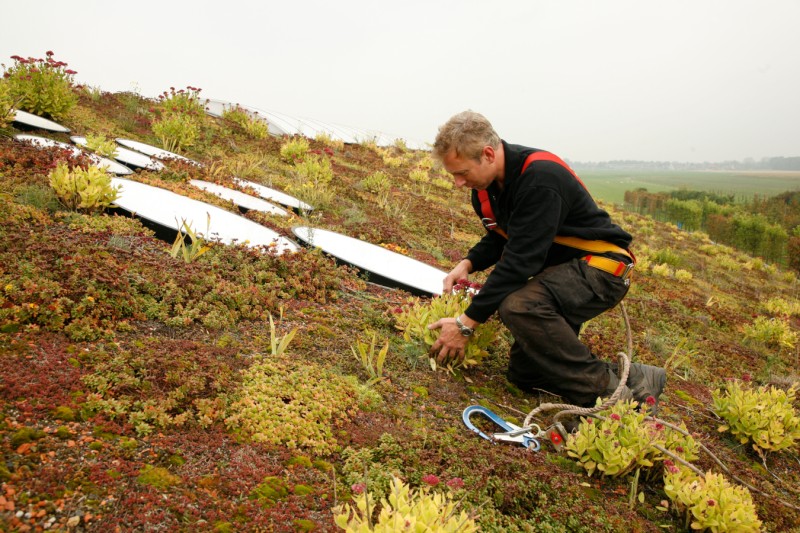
[475,151,634,273]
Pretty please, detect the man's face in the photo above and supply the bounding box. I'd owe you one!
[441,147,496,190]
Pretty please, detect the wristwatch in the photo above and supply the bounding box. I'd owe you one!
[455,316,475,337]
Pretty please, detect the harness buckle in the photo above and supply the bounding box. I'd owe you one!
[621,261,634,279]
[480,217,497,230]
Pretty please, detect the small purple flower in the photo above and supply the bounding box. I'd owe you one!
[645,396,656,406]
[707,499,716,507]
[351,483,366,495]
[610,413,621,421]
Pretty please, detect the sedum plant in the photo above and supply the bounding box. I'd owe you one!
[663,465,762,532]
[84,133,118,158]
[152,113,199,153]
[222,105,269,139]
[225,357,363,455]
[565,400,698,478]
[394,281,502,371]
[48,162,120,212]
[409,168,429,183]
[359,171,391,194]
[333,475,477,532]
[288,154,335,209]
[712,380,800,456]
[151,86,205,153]
[0,79,16,128]
[2,51,78,120]
[742,316,797,350]
[280,137,310,163]
[315,131,344,150]
[762,297,800,317]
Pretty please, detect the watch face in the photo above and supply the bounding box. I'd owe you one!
[456,317,474,336]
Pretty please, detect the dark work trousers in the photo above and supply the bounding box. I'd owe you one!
[498,257,630,406]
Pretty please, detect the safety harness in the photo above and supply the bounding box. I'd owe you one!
[476,151,634,279]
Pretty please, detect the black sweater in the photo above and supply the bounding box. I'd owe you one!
[464,141,632,323]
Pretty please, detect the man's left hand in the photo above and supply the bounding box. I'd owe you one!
[428,318,470,366]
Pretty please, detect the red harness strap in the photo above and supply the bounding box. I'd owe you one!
[474,151,635,266]
[476,151,584,237]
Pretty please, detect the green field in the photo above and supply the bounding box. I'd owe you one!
[579,169,800,204]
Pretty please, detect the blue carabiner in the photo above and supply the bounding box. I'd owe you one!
[462,405,541,451]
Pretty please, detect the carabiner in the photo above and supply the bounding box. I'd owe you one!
[462,405,541,451]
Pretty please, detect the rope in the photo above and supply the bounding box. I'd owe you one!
[519,301,635,437]
[513,301,800,511]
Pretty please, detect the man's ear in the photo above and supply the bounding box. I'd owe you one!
[483,145,496,163]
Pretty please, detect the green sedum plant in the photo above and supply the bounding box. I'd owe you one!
[288,154,335,209]
[394,283,502,371]
[565,400,698,478]
[48,162,120,212]
[712,380,800,456]
[280,137,310,163]
[359,171,391,194]
[742,316,798,349]
[315,131,344,150]
[83,133,118,158]
[222,105,269,139]
[762,297,800,317]
[0,79,16,128]
[152,113,199,153]
[225,357,362,455]
[151,86,205,152]
[663,466,762,532]
[2,51,78,120]
[333,475,477,532]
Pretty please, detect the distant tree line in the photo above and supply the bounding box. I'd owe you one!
[624,189,800,271]
[572,156,800,171]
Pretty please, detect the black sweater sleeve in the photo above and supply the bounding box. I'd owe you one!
[464,183,565,323]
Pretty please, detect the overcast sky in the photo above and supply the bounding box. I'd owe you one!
[3,0,798,162]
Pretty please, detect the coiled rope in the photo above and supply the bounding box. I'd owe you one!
[515,301,800,511]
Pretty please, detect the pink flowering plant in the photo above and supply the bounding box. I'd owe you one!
[2,51,78,120]
[565,399,698,478]
[151,86,205,153]
[393,280,502,371]
[663,466,762,532]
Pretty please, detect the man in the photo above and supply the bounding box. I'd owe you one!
[428,110,665,410]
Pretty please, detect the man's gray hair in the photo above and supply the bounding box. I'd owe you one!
[432,110,501,162]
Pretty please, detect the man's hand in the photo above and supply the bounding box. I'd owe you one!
[443,259,473,293]
[428,318,469,365]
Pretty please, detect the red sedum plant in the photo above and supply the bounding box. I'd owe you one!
[2,51,78,120]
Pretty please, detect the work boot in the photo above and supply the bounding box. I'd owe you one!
[603,366,633,402]
[626,363,667,414]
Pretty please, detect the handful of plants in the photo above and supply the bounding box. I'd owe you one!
[393,279,501,371]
